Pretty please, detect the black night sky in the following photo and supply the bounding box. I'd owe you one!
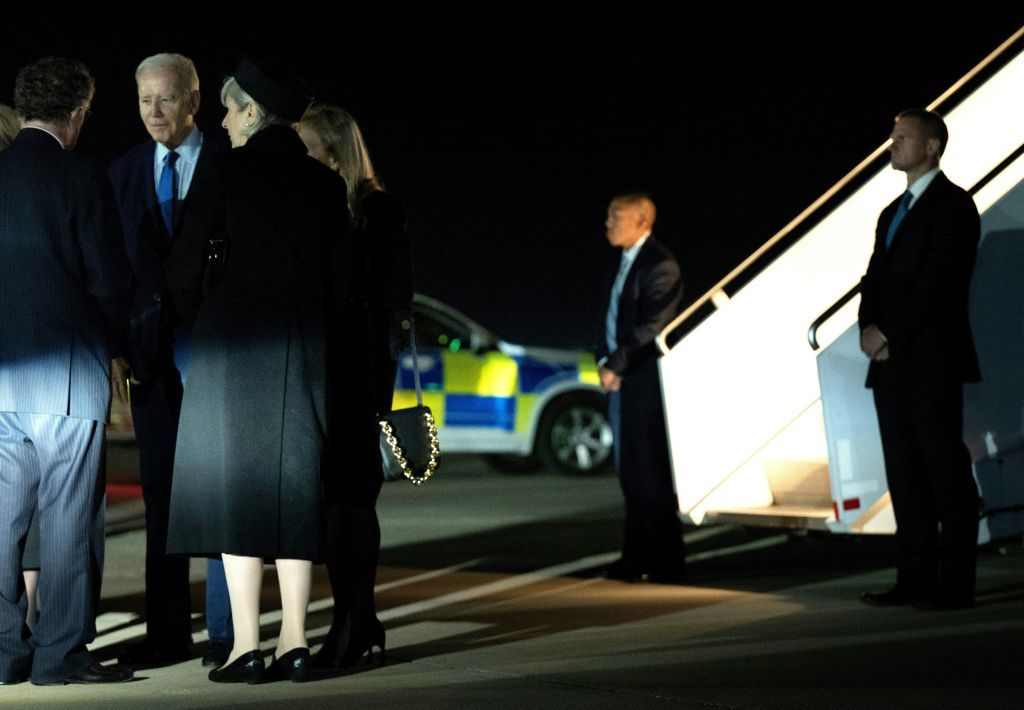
[4,3,1024,348]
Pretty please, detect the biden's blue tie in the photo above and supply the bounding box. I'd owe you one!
[157,150,179,234]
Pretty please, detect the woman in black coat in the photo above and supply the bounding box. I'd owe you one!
[166,58,350,684]
[296,105,414,668]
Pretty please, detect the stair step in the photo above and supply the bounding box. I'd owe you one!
[763,459,831,508]
[706,505,834,531]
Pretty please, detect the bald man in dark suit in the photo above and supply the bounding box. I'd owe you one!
[596,193,685,584]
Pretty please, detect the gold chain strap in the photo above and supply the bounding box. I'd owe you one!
[379,410,440,486]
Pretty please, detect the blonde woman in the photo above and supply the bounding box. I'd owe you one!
[297,105,413,668]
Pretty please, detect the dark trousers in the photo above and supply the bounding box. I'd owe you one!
[608,373,685,576]
[131,375,192,648]
[873,380,979,601]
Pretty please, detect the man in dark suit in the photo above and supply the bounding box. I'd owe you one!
[0,56,133,685]
[858,109,981,611]
[109,53,232,667]
[596,193,685,583]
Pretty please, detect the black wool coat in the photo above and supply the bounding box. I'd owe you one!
[165,125,351,560]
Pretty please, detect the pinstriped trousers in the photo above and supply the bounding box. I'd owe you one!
[0,412,104,684]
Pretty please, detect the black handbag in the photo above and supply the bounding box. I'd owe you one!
[379,318,440,485]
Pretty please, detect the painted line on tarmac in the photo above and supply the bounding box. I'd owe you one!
[93,611,139,635]
[685,534,789,563]
[92,527,772,651]
[342,528,764,626]
[374,558,490,594]
[94,557,494,648]
[260,558,494,634]
[303,558,488,616]
[683,524,739,544]
[374,551,623,623]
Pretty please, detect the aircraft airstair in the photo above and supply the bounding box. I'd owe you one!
[657,27,1024,543]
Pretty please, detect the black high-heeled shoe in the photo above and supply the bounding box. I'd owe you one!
[208,650,265,684]
[338,619,386,668]
[265,647,310,682]
[312,618,386,670]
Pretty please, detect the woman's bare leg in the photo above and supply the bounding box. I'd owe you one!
[221,553,263,664]
[274,558,311,657]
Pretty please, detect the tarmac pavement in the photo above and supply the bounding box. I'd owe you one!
[5,451,1024,708]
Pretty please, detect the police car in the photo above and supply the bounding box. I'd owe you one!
[108,294,614,475]
[395,294,613,474]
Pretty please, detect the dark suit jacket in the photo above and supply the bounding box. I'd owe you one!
[0,129,131,422]
[858,171,981,387]
[596,236,683,379]
[108,129,229,380]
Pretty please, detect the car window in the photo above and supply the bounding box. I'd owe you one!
[409,306,472,353]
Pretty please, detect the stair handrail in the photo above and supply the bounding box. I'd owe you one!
[807,138,1024,351]
[656,25,1024,357]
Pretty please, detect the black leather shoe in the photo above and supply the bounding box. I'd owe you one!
[859,586,914,607]
[265,647,310,682]
[202,640,231,668]
[208,650,265,684]
[64,663,134,684]
[119,639,193,668]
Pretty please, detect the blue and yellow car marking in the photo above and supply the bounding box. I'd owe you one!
[393,348,599,435]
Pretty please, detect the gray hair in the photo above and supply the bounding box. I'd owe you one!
[220,76,287,140]
[135,53,199,96]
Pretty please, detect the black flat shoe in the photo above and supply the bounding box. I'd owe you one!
[208,650,265,684]
[265,647,310,682]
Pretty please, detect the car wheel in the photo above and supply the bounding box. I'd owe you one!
[539,394,614,475]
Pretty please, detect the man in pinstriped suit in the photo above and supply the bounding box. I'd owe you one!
[0,57,133,685]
